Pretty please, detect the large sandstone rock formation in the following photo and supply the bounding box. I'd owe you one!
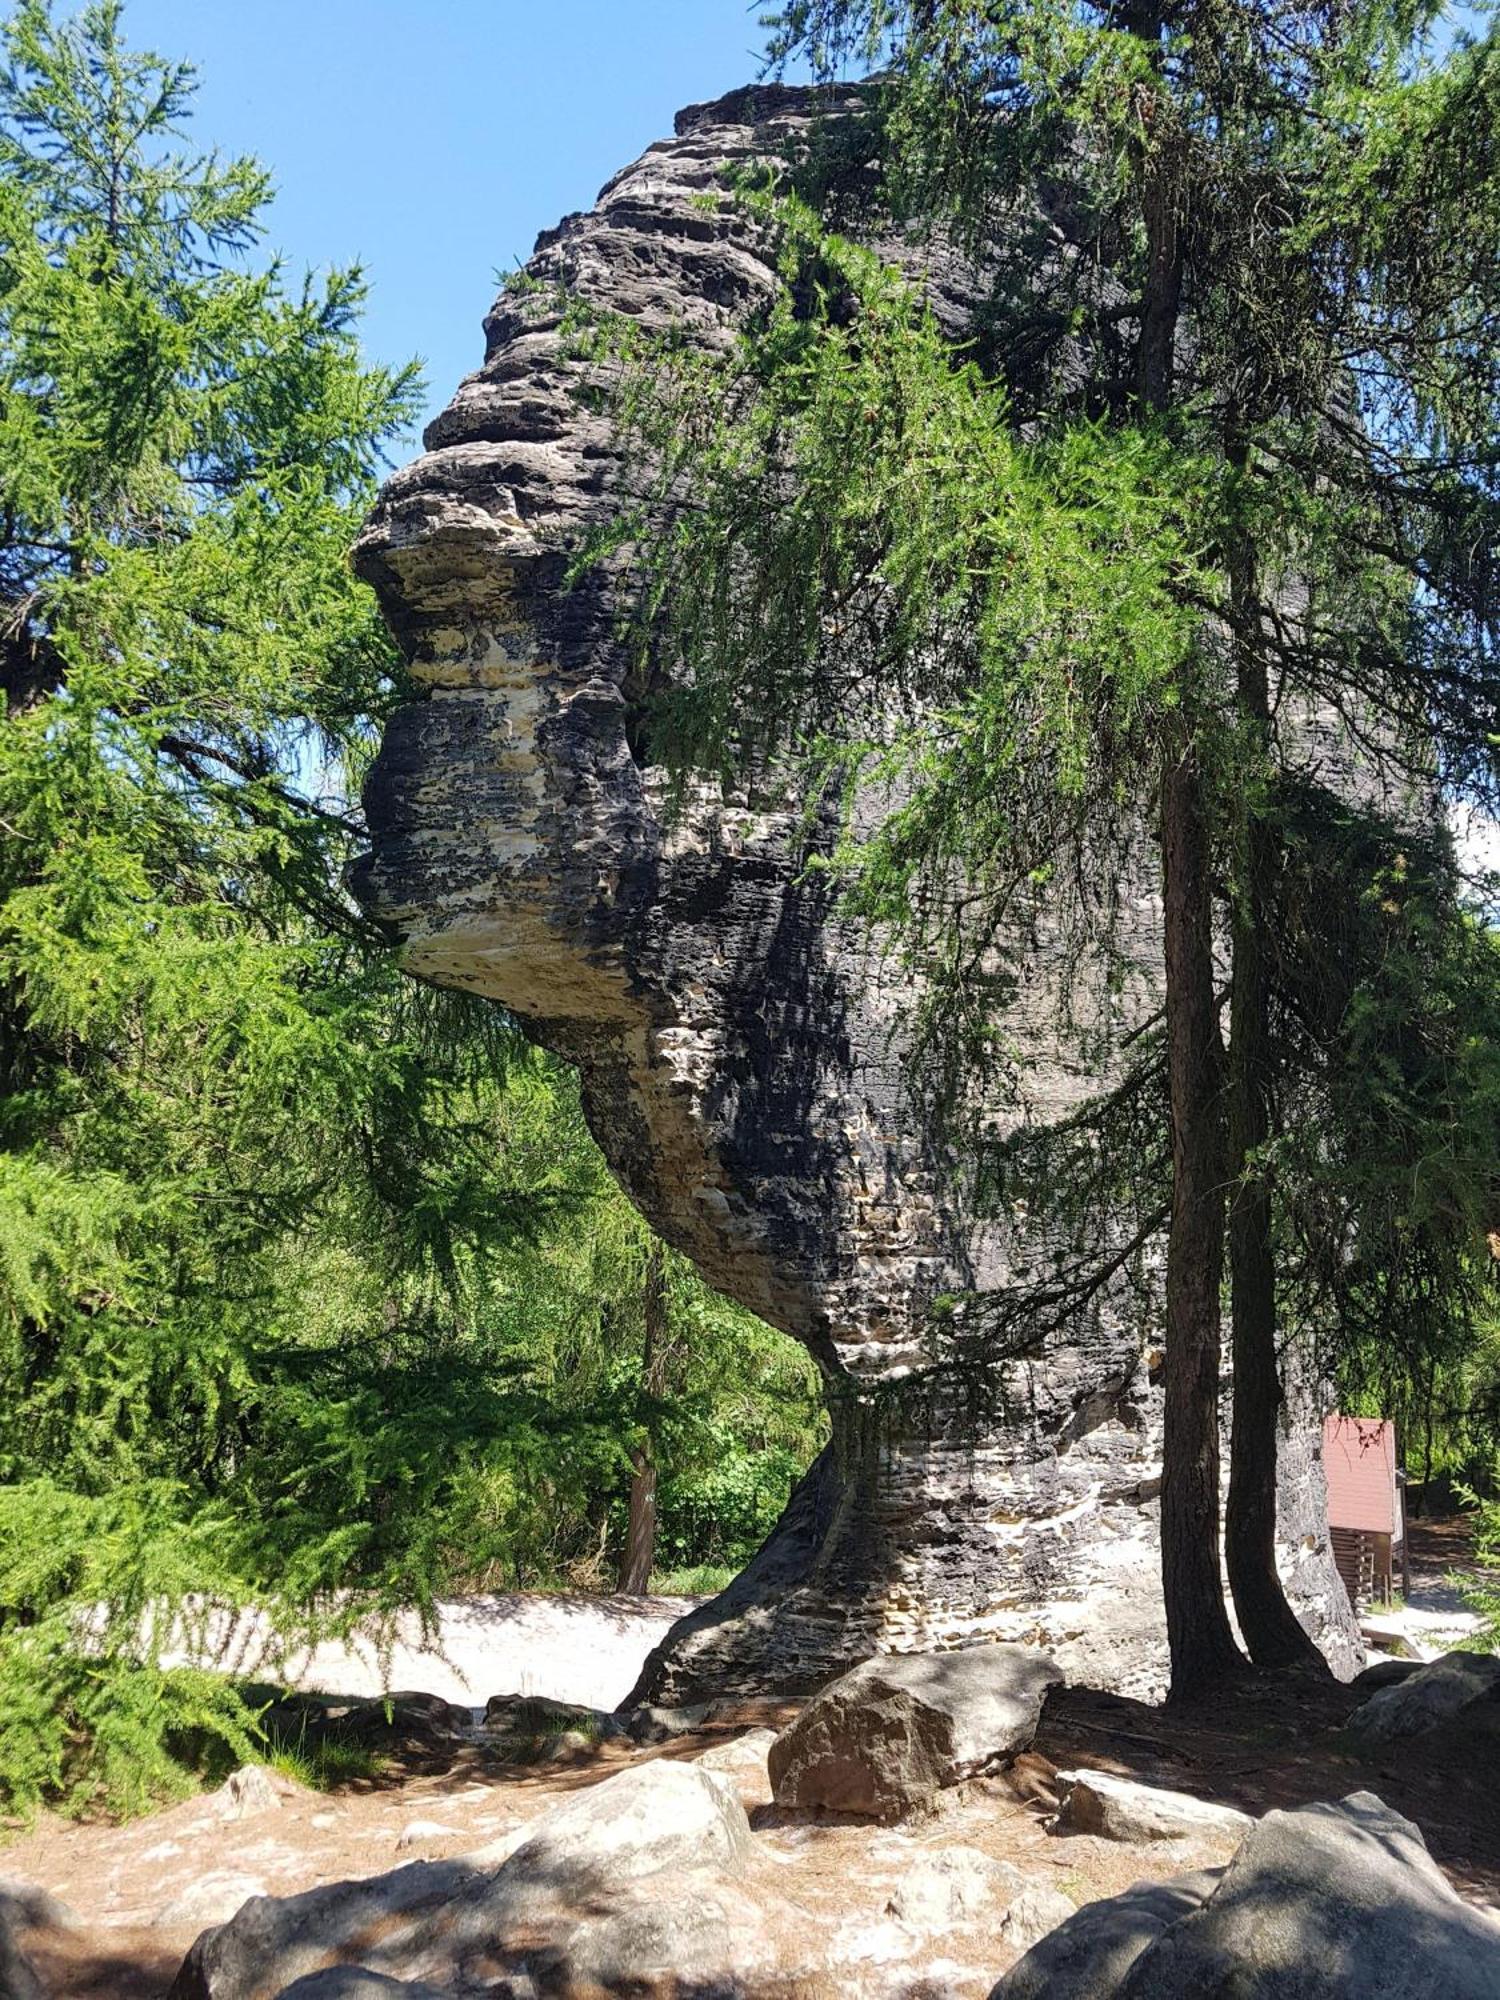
[350,84,1359,1702]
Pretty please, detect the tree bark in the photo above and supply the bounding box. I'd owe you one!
[1160,743,1247,1697]
[617,1237,668,1595]
[1224,525,1328,1672]
[1130,10,1247,1698]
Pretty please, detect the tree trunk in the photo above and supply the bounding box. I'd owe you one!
[617,1237,668,1595]
[1224,526,1328,1673]
[1160,744,1248,1698]
[1130,14,1247,1699]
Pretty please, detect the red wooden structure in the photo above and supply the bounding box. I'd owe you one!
[1323,1415,1405,1610]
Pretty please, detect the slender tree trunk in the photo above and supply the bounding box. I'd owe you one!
[1130,16,1247,1698]
[1160,744,1247,1697]
[617,1238,668,1595]
[1224,522,1327,1672]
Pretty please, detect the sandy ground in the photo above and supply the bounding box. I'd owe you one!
[5,1702,1251,2000]
[7,1523,1495,1997]
[159,1591,696,1712]
[1364,1514,1487,1660]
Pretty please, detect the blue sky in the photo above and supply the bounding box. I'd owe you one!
[123,0,785,441]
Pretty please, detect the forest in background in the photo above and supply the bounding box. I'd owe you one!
[1,0,1499,1821]
[0,0,822,1820]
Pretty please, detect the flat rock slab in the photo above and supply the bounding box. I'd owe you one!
[769,1644,1062,1821]
[995,1791,1500,1999]
[1054,1770,1253,1844]
[1346,1649,1500,1742]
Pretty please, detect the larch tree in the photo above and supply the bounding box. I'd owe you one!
[577,0,1500,1693]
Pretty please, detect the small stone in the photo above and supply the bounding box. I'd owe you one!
[214,1764,285,1820]
[394,1820,461,1852]
[625,1702,713,1744]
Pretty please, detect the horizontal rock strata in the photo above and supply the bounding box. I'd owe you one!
[351,83,1359,1702]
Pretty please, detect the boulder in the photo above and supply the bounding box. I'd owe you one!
[1054,1769,1253,1844]
[1349,1654,1423,1693]
[483,1693,621,1747]
[0,1880,79,1936]
[1,1875,80,2000]
[768,1646,1062,1820]
[888,1847,1024,1930]
[498,1756,751,1885]
[624,1702,713,1744]
[988,1871,1222,2000]
[995,1792,1500,1999]
[1346,1649,1500,1742]
[0,1925,44,2000]
[1116,1791,1500,1997]
[253,1689,470,1764]
[169,1760,755,1999]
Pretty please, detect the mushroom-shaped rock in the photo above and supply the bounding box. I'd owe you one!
[351,81,1362,1707]
[768,1643,1062,1820]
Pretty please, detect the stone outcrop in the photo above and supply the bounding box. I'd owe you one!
[350,83,1359,1703]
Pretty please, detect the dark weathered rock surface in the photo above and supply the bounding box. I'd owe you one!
[768,1644,1061,1819]
[351,82,1360,1704]
[1346,1648,1500,1743]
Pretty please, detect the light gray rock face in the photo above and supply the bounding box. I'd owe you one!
[1117,1791,1500,1998]
[995,1793,1500,2000]
[1054,1770,1253,1844]
[351,81,1359,1705]
[170,1762,761,2000]
[1001,1881,1081,1952]
[1345,1648,1500,1743]
[888,1847,1024,1930]
[767,1644,1061,1819]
